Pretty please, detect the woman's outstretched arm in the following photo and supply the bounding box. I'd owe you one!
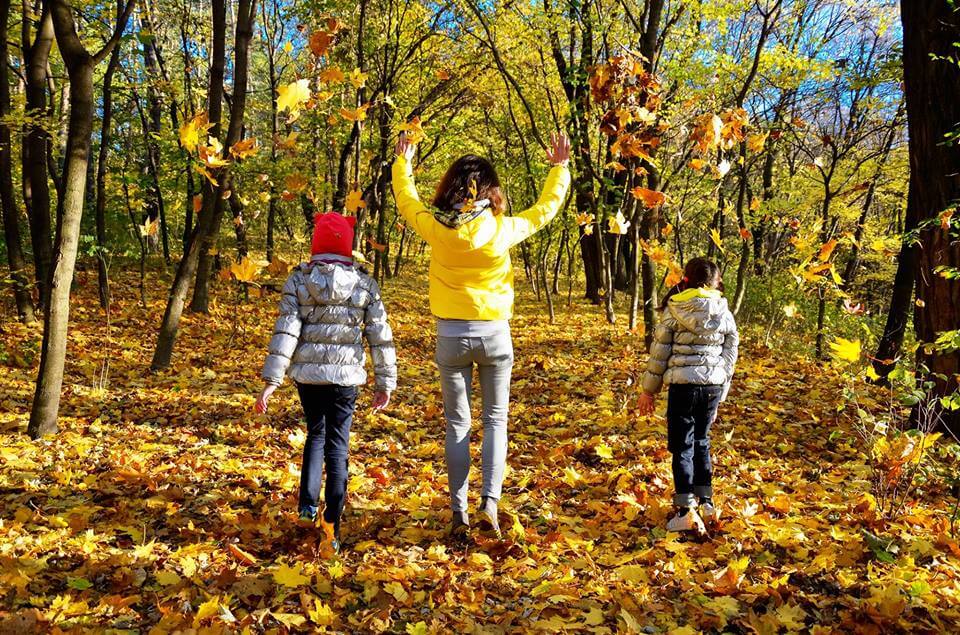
[391,135,441,244]
[503,132,572,246]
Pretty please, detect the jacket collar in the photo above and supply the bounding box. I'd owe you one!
[671,287,722,303]
[308,253,354,267]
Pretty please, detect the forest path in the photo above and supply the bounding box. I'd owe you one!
[1,264,958,632]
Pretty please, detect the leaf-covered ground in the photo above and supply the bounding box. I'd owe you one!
[2,264,960,633]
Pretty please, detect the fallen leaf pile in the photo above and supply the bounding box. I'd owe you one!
[1,265,959,633]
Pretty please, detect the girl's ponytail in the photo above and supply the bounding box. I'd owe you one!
[659,257,722,309]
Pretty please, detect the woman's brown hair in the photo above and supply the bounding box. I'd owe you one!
[659,257,723,309]
[432,155,506,214]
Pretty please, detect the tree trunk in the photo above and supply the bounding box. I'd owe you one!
[190,0,257,313]
[0,0,35,322]
[29,0,134,437]
[152,0,228,368]
[94,44,122,309]
[22,4,55,307]
[140,6,170,262]
[873,221,917,381]
[901,1,960,434]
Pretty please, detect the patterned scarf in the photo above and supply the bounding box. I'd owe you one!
[434,198,491,229]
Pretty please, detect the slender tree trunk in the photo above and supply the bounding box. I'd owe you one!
[140,6,170,262]
[94,44,122,309]
[191,0,257,312]
[152,0,228,368]
[901,1,960,434]
[874,222,917,381]
[0,0,35,322]
[29,0,134,437]
[22,4,55,307]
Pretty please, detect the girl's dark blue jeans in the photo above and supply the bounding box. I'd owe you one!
[666,384,723,508]
[296,383,358,537]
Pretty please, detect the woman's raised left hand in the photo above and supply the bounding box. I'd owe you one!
[546,131,571,166]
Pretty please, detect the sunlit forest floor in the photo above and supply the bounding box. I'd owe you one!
[2,260,960,633]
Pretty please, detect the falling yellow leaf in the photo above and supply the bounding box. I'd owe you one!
[829,338,861,363]
[608,211,630,235]
[710,228,725,253]
[398,116,427,144]
[277,79,311,114]
[340,104,369,122]
[230,257,262,284]
[349,68,368,89]
[345,190,366,212]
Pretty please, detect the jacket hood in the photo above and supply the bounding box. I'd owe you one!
[433,209,498,251]
[668,288,729,335]
[301,255,359,304]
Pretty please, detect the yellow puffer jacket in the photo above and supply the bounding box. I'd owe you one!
[391,156,571,320]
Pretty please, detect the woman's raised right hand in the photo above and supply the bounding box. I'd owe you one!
[395,133,416,162]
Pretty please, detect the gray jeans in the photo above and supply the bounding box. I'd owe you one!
[435,332,514,512]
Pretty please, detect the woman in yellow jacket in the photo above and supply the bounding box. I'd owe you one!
[393,132,571,537]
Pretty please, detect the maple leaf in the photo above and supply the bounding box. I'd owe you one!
[384,581,409,602]
[630,187,666,208]
[140,218,159,238]
[229,138,259,160]
[829,337,861,363]
[576,212,595,226]
[319,66,345,84]
[267,256,293,277]
[178,112,209,153]
[710,228,725,253]
[747,132,768,153]
[309,599,335,625]
[782,304,798,318]
[818,238,838,262]
[309,31,334,57]
[285,173,308,193]
[775,603,808,630]
[688,158,706,170]
[273,562,309,587]
[345,190,366,212]
[739,227,752,240]
[608,212,630,235]
[230,257,262,284]
[406,622,428,635]
[435,68,451,80]
[349,68,368,88]
[277,79,311,114]
[713,159,732,178]
[340,104,369,122]
[398,116,427,144]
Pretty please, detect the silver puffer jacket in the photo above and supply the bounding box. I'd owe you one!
[261,254,397,392]
[641,289,739,400]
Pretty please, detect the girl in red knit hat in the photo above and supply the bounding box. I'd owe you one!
[255,212,397,553]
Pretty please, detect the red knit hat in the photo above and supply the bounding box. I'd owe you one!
[311,212,355,257]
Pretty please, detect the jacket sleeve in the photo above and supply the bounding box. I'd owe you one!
[391,156,442,245]
[501,165,571,246]
[641,315,674,394]
[363,279,398,393]
[261,273,303,386]
[719,312,740,402]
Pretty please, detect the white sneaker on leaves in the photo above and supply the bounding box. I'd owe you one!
[666,509,706,533]
[700,501,720,524]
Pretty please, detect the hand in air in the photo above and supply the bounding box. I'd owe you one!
[255,384,277,414]
[395,133,416,163]
[372,391,391,411]
[636,392,656,417]
[545,131,571,166]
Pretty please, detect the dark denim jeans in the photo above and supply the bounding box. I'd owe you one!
[296,383,357,536]
[666,384,723,507]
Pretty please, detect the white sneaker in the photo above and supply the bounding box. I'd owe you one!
[666,509,705,533]
[700,501,720,524]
